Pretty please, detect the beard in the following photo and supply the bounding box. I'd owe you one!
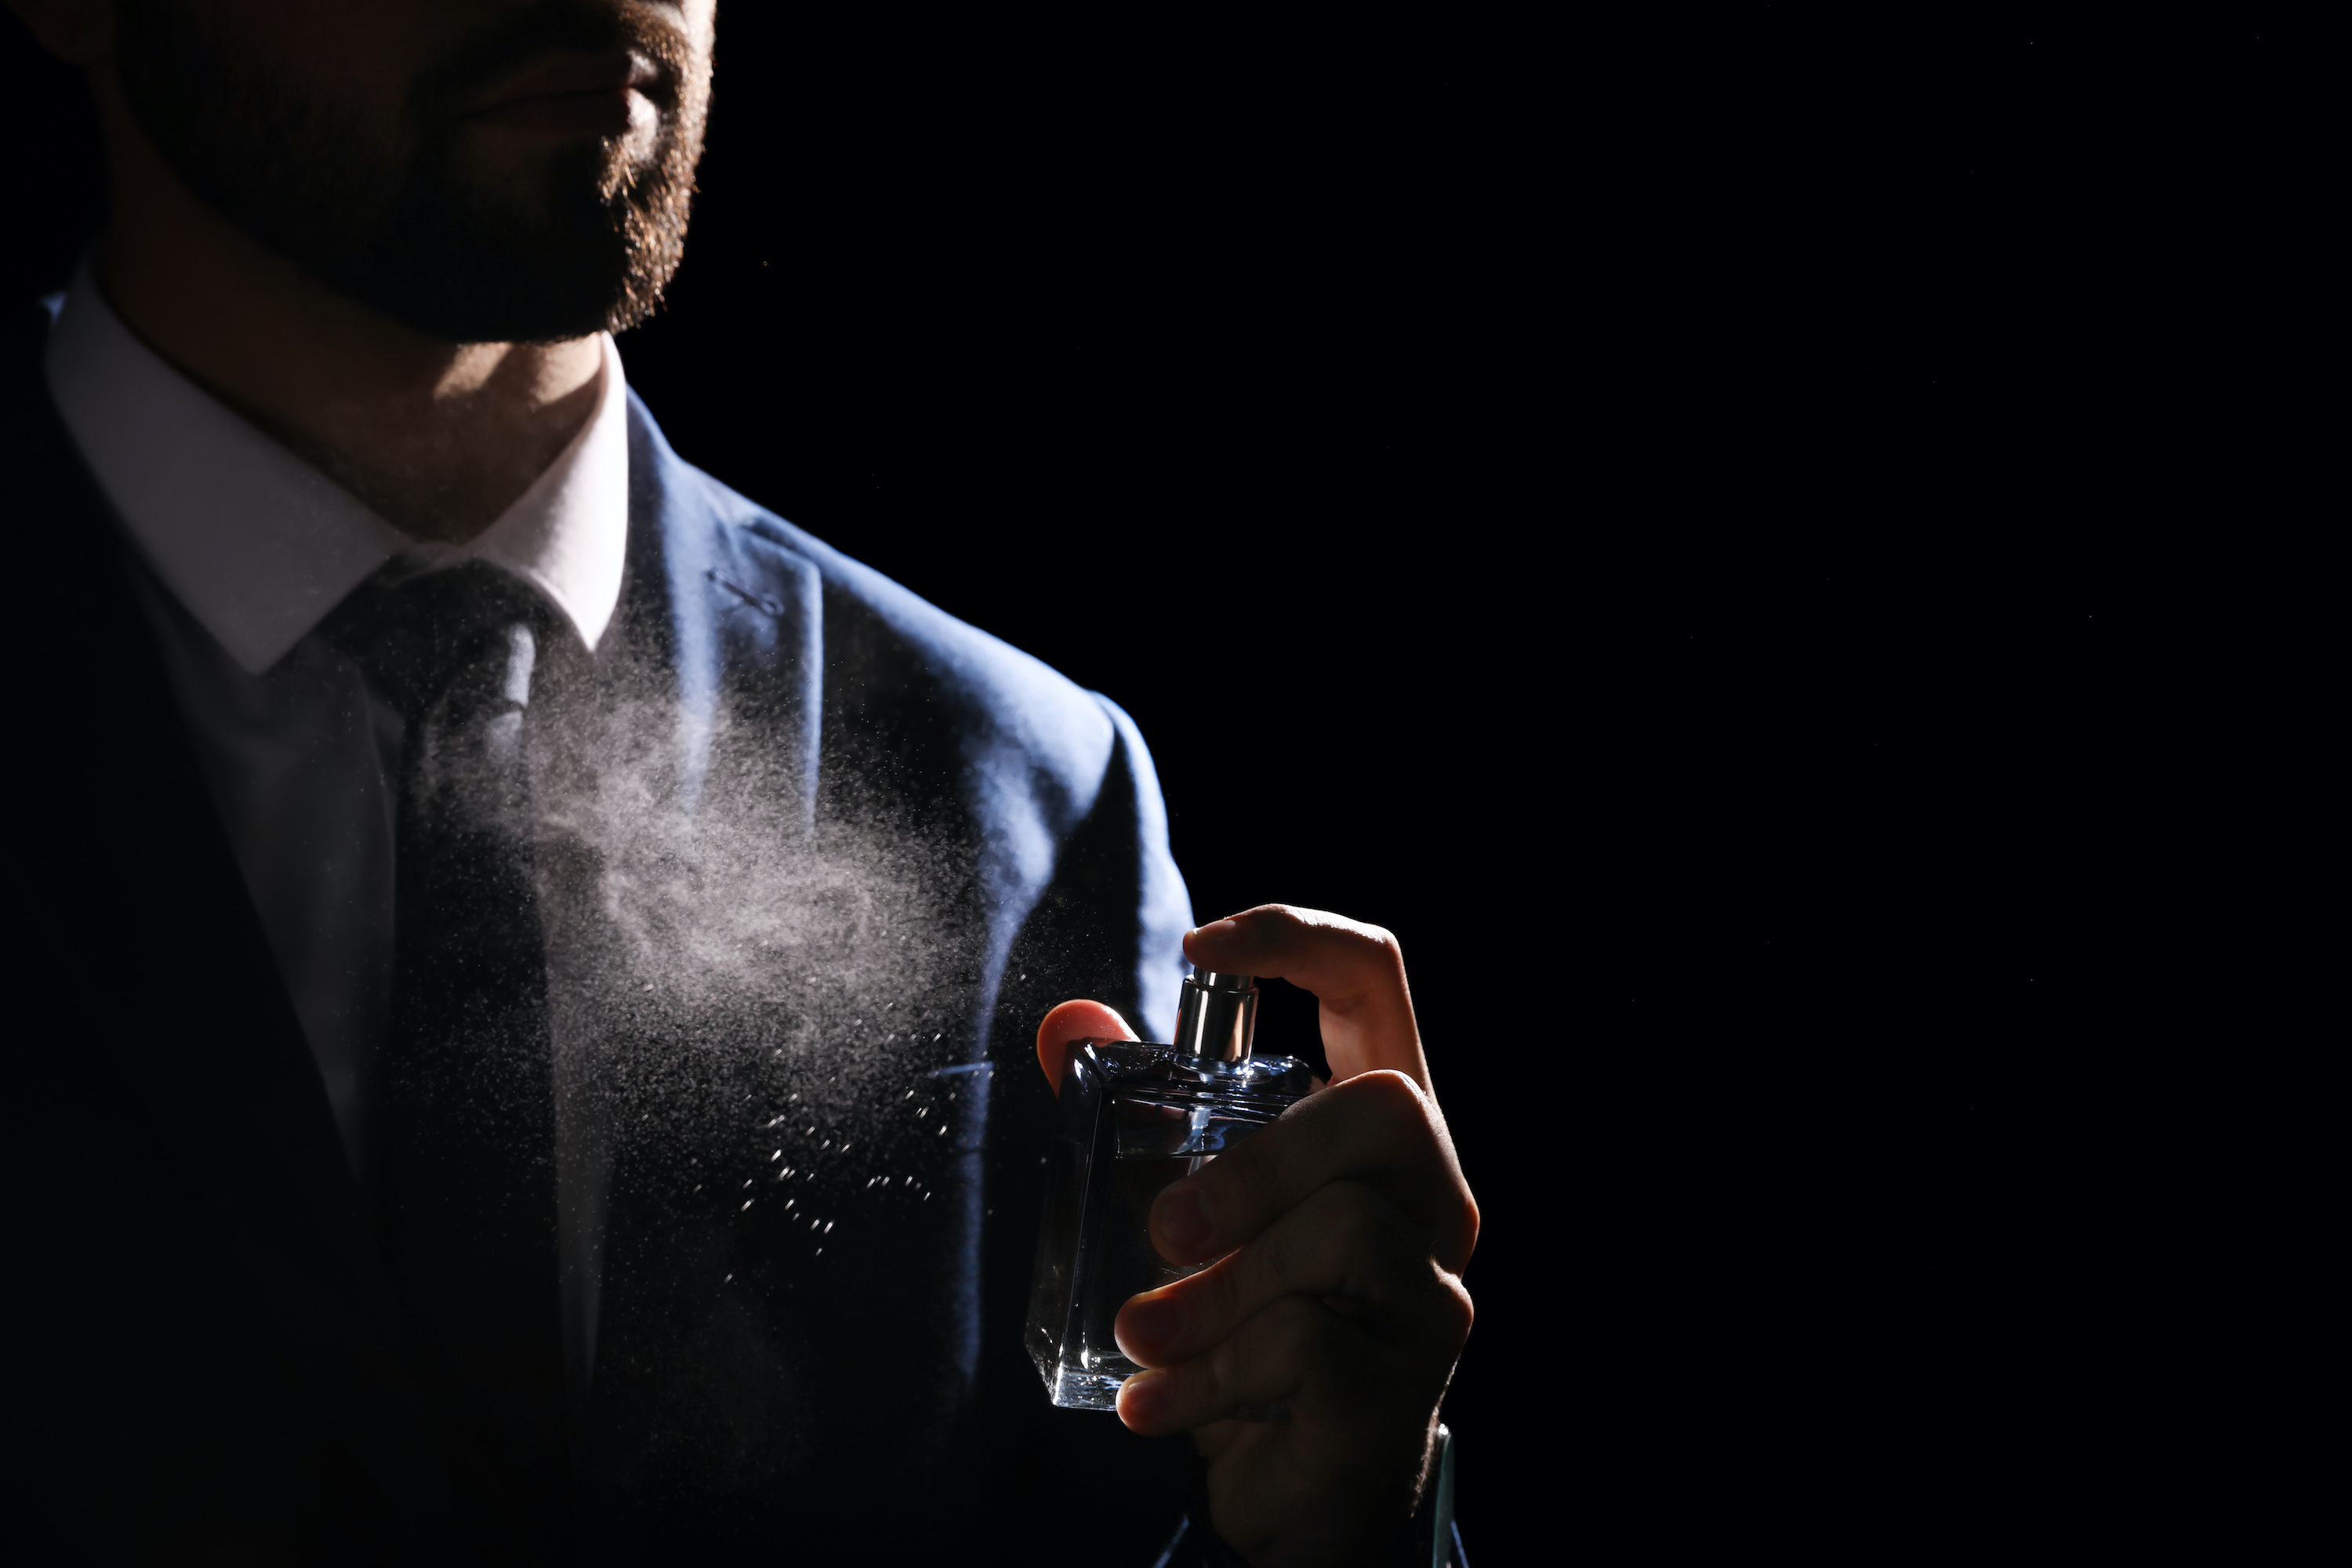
[113,0,710,343]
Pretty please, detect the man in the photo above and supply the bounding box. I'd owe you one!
[5,2,1476,1562]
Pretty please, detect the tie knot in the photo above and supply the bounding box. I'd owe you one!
[327,561,553,726]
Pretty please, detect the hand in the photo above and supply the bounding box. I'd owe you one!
[1036,906,1477,1568]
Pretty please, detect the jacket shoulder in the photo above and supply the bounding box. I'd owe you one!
[676,455,1131,818]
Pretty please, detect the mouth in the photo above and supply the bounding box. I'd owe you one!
[467,47,667,136]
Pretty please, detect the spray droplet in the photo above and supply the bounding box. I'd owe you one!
[824,1221,835,1234]
[741,1200,753,1212]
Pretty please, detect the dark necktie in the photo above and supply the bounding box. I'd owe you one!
[329,562,570,1551]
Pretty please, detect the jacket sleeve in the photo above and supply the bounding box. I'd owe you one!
[990,691,1191,1049]
[967,691,1200,1564]
[969,702,1473,1566]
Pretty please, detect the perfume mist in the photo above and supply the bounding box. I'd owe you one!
[1026,971,1312,1410]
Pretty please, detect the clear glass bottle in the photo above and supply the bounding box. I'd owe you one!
[1027,971,1312,1410]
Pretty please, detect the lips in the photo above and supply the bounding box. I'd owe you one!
[468,47,665,135]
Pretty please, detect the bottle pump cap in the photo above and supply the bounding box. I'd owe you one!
[1174,971,1258,1062]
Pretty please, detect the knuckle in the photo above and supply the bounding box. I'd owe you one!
[1253,1214,1310,1294]
[1324,1179,1409,1254]
[1279,1307,1355,1382]
[1323,1177,1387,1231]
[1273,906,1399,960]
[1343,1204,1430,1294]
[1434,1273,1475,1346]
[1265,1293,1327,1365]
[1304,1323,1353,1388]
[1214,1298,1322,1406]
[1342,1069,1437,1138]
[1218,1142,1290,1230]
[1235,903,1312,943]
[1330,916,1403,972]
[1200,1136,1277,1216]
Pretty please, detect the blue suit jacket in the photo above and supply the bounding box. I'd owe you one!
[5,303,1208,1563]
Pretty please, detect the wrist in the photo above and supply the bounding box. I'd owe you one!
[1181,1425,1462,1568]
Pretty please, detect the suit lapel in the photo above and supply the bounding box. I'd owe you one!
[622,389,822,831]
[8,310,826,1552]
[7,305,466,1556]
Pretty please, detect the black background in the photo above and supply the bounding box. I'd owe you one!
[6,9,2308,1559]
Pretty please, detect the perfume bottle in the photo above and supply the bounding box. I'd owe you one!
[1027,971,1313,1410]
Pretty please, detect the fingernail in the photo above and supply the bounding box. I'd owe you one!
[1156,1189,1212,1256]
[1119,1294,1183,1357]
[1196,919,1239,939]
[1120,1371,1167,1427]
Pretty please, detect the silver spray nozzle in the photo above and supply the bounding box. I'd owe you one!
[1174,971,1259,1062]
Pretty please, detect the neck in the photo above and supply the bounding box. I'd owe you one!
[88,66,604,545]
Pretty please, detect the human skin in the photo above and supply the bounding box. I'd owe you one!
[5,0,716,542]
[1038,906,1478,1568]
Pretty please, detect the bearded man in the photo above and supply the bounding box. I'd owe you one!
[3,4,1475,1563]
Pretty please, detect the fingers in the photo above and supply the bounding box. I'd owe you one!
[1115,1180,1475,1372]
[1150,1070,1479,1273]
[1184,906,1427,1090]
[1117,1295,1339,1435]
[1116,1287,1465,1439]
[1033,999,1136,1097]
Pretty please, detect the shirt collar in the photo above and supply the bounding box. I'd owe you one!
[43,258,630,674]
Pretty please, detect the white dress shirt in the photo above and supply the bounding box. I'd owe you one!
[43,260,630,1392]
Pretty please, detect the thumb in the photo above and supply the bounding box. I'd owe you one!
[1034,1000,1137,1097]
